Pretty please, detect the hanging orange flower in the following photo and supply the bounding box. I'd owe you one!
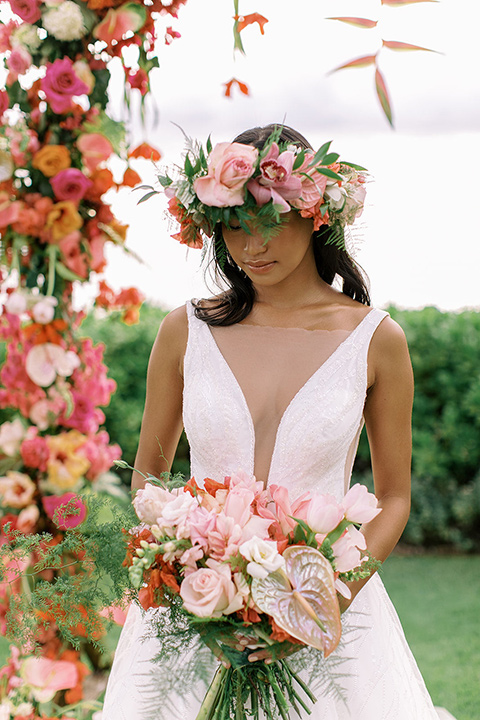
[128,142,161,161]
[223,78,249,97]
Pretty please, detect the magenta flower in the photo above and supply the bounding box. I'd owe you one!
[41,57,89,114]
[42,492,87,530]
[247,143,303,212]
[8,0,41,24]
[51,168,92,202]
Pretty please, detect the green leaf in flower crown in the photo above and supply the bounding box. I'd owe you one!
[292,149,305,171]
[309,141,332,167]
[251,546,341,657]
[316,167,343,181]
[321,152,340,166]
[342,161,368,172]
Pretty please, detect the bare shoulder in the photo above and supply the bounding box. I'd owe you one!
[368,315,412,386]
[149,304,189,377]
[371,315,409,357]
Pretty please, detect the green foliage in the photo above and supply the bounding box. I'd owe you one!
[354,306,480,549]
[2,493,136,650]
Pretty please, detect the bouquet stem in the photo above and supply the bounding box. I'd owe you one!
[195,664,229,720]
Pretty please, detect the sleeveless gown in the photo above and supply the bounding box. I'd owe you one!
[102,301,440,720]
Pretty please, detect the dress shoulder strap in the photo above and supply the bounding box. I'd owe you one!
[354,307,390,361]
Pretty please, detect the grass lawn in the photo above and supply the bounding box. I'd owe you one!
[381,554,480,720]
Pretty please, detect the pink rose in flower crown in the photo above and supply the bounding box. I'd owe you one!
[290,154,328,212]
[180,558,244,617]
[77,133,114,173]
[247,143,303,212]
[341,484,381,524]
[42,492,87,530]
[41,58,89,114]
[21,430,49,472]
[194,142,258,207]
[8,0,41,24]
[51,168,92,202]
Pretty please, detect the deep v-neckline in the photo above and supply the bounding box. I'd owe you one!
[203,309,376,486]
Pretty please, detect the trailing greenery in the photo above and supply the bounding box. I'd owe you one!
[34,304,480,550]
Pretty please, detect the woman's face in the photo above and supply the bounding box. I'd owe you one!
[222,211,315,287]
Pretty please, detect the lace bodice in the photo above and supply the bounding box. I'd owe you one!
[183,301,388,498]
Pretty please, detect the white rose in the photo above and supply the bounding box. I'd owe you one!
[159,492,198,538]
[133,483,176,525]
[43,2,86,41]
[239,536,285,579]
[5,291,27,315]
[15,702,34,716]
[324,181,346,210]
[32,296,58,324]
[0,700,13,720]
[11,23,41,51]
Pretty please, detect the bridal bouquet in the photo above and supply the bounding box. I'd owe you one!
[125,468,382,720]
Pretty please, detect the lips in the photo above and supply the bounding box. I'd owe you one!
[244,260,276,274]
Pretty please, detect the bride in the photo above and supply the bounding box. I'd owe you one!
[102,124,440,719]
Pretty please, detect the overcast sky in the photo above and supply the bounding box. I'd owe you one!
[90,0,480,313]
[3,0,477,311]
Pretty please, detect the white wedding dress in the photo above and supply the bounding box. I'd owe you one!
[102,301,440,720]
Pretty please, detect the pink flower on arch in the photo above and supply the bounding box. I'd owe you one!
[21,655,79,702]
[92,3,146,47]
[247,143,302,212]
[51,168,92,202]
[42,492,87,530]
[41,57,89,114]
[77,133,114,173]
[8,0,41,24]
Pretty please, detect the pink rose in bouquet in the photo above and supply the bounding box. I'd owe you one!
[8,0,41,24]
[247,142,303,212]
[341,483,382,524]
[194,142,258,207]
[180,558,244,617]
[50,168,92,202]
[41,58,90,114]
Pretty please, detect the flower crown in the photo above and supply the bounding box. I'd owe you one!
[155,128,367,250]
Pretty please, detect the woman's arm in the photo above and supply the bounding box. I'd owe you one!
[340,316,414,610]
[131,305,188,491]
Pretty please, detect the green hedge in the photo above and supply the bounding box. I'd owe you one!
[8,304,478,549]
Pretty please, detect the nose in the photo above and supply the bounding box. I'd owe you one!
[243,232,267,256]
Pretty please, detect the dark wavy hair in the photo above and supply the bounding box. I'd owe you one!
[194,124,370,326]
